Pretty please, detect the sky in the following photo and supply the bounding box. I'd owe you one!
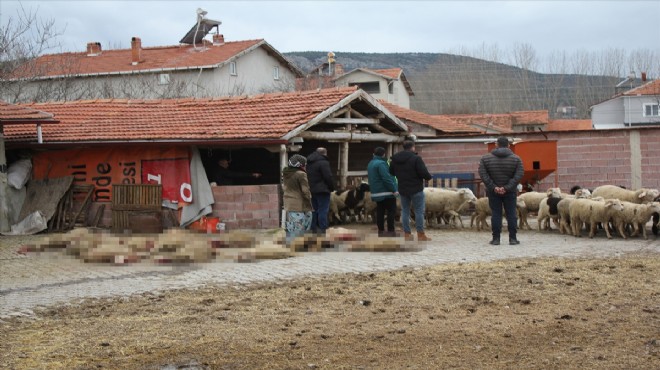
[2,0,660,59]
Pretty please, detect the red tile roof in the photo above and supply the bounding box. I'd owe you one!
[5,87,363,144]
[545,119,592,131]
[0,101,58,124]
[623,79,660,96]
[379,101,478,134]
[372,68,402,79]
[440,110,549,132]
[10,39,303,79]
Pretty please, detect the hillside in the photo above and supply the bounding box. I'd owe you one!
[285,51,620,118]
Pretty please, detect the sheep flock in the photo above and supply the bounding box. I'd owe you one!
[328,183,660,240]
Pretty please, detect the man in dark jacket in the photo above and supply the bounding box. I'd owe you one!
[367,147,399,237]
[306,147,335,234]
[389,140,433,241]
[478,136,524,245]
[212,156,261,186]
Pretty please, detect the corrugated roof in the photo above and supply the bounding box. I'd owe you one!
[10,39,303,79]
[379,101,478,134]
[5,87,361,144]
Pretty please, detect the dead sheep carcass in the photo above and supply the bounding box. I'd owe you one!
[470,196,526,231]
[568,198,624,238]
[424,187,477,228]
[591,185,660,204]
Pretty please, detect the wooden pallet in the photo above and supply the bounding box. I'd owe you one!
[111,184,163,233]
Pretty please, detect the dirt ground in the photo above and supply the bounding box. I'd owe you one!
[1,236,659,369]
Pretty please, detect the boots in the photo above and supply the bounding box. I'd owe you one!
[417,232,432,241]
[404,232,414,241]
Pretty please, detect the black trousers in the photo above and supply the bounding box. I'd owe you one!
[376,197,397,233]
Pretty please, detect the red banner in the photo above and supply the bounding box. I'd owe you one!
[32,147,192,203]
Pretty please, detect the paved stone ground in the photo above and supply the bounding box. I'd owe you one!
[1,219,658,320]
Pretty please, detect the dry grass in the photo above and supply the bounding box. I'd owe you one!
[1,253,659,369]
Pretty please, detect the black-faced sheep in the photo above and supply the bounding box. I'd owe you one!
[329,182,371,224]
[538,188,592,231]
[591,185,660,204]
[518,188,562,230]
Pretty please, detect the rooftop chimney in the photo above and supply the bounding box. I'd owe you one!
[213,34,225,46]
[86,42,102,56]
[641,72,647,82]
[131,37,142,65]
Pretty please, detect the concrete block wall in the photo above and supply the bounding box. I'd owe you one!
[416,127,660,195]
[211,184,281,230]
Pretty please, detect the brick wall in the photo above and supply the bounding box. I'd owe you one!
[210,184,281,230]
[417,127,660,194]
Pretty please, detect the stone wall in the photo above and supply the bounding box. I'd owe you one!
[210,184,281,230]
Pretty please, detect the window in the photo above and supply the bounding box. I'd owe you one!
[388,83,394,94]
[158,73,170,85]
[644,103,659,117]
[349,81,380,94]
[229,61,237,76]
[273,66,280,80]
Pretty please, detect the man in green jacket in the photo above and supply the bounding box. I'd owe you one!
[367,147,399,237]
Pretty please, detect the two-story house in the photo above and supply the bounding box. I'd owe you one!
[2,24,304,103]
[591,79,660,130]
[333,67,414,109]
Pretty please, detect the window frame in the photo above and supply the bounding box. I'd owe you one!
[229,61,237,76]
[348,81,380,94]
[273,66,280,80]
[643,103,659,117]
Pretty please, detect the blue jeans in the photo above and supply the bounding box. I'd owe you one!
[400,191,425,233]
[311,192,331,234]
[488,190,518,240]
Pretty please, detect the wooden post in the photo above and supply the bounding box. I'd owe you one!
[0,126,8,232]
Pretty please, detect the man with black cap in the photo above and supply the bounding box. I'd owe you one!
[367,146,399,237]
[478,136,524,245]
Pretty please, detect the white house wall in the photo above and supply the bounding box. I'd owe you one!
[625,96,660,126]
[592,95,660,129]
[3,46,297,102]
[335,72,410,108]
[592,98,625,129]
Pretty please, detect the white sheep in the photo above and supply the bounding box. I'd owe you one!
[424,187,477,229]
[470,196,526,231]
[610,201,660,240]
[538,188,592,231]
[518,188,562,230]
[569,198,624,238]
[592,185,660,204]
[556,189,592,235]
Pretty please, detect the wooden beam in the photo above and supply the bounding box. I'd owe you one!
[370,124,394,135]
[299,131,404,142]
[321,118,379,124]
